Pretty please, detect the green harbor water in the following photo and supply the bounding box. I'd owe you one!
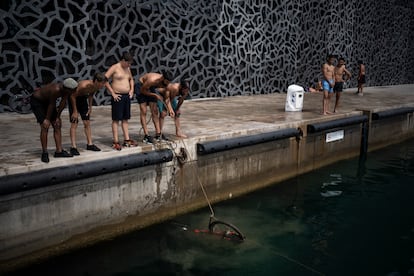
[9,139,414,276]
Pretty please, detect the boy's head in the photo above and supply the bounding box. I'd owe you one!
[63,78,78,91]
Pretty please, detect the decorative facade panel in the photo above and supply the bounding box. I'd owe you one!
[0,0,413,111]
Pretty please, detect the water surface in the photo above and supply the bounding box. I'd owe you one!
[9,139,414,276]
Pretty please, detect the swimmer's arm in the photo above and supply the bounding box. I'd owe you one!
[176,90,188,110]
[141,82,163,101]
[128,69,134,98]
[56,94,68,117]
[87,93,94,115]
[344,68,352,81]
[104,66,117,98]
[164,90,175,117]
[70,92,79,115]
[140,82,153,97]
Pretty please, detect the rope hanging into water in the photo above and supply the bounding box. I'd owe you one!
[164,131,245,241]
[196,173,215,218]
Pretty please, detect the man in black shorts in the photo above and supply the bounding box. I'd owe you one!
[357,60,366,96]
[333,57,351,112]
[68,73,107,155]
[31,78,78,162]
[104,52,136,150]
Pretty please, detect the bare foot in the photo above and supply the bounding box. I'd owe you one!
[176,133,188,138]
[326,111,334,115]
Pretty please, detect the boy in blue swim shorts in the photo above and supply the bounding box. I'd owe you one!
[156,79,190,138]
[321,54,336,115]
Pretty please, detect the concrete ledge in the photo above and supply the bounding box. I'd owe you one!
[196,128,301,155]
[307,115,368,133]
[372,106,414,120]
[0,149,173,196]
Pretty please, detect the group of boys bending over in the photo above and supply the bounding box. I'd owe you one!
[31,52,189,163]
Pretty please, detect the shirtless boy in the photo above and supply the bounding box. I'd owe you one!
[68,72,108,155]
[157,79,190,138]
[357,60,366,96]
[321,54,336,115]
[105,52,136,150]
[30,78,78,162]
[135,72,171,143]
[333,57,352,112]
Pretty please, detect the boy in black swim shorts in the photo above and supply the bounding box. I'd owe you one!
[68,72,107,155]
[31,78,78,162]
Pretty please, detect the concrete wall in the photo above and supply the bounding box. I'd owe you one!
[1,0,414,111]
[1,109,413,271]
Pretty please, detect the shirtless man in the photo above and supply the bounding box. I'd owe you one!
[30,78,78,163]
[333,57,352,113]
[357,60,366,96]
[321,54,336,115]
[105,52,136,150]
[134,72,171,143]
[157,79,190,138]
[68,72,108,155]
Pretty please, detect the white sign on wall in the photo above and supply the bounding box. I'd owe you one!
[326,130,344,143]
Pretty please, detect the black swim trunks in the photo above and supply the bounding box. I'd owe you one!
[30,96,58,124]
[68,95,90,121]
[333,82,344,93]
[134,81,157,104]
[111,94,131,121]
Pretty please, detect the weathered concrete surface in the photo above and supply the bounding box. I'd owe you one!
[0,85,413,271]
[1,84,413,176]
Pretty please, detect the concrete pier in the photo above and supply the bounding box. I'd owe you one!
[0,85,413,271]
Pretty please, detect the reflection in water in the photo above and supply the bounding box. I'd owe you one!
[8,140,414,276]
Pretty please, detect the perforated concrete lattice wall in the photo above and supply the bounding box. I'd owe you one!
[0,0,413,111]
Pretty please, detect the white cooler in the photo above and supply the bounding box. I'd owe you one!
[285,84,304,112]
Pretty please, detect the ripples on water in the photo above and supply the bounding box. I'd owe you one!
[8,140,414,276]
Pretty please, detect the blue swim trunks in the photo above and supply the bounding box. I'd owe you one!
[322,79,334,93]
[157,97,179,116]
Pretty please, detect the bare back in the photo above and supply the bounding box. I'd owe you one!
[139,72,163,87]
[359,64,366,76]
[33,83,63,102]
[167,83,181,98]
[139,72,165,97]
[74,80,96,97]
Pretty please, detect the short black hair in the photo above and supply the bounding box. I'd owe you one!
[180,79,189,89]
[327,54,336,59]
[121,51,133,62]
[161,70,173,81]
[93,72,108,82]
[338,57,345,62]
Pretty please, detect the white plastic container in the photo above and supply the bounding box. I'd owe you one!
[285,84,304,112]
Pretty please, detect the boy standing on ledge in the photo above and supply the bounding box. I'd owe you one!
[105,52,136,150]
[321,54,336,115]
[30,78,78,163]
[68,72,108,155]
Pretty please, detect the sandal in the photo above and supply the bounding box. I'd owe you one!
[112,142,122,151]
[123,139,137,147]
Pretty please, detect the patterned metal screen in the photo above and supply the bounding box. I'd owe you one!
[0,0,413,111]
